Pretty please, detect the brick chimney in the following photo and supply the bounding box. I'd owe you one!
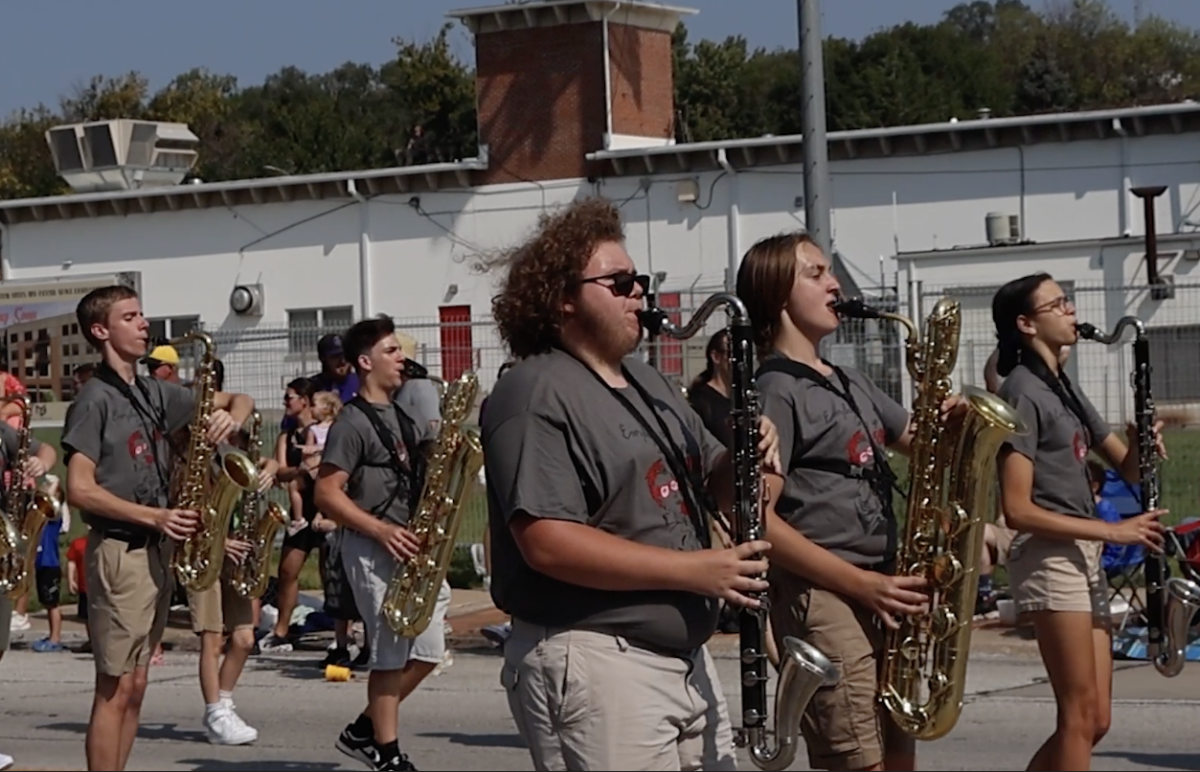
[449,0,696,185]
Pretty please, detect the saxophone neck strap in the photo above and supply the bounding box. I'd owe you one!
[346,396,420,514]
[1020,353,1094,447]
[560,350,713,549]
[93,361,175,501]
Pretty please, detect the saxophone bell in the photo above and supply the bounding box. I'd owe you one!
[1156,575,1200,678]
[0,395,60,600]
[229,410,289,600]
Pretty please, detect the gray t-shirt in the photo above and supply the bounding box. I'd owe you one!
[758,357,910,567]
[0,422,44,494]
[321,399,417,527]
[61,374,196,535]
[394,378,441,443]
[484,349,726,653]
[998,363,1111,519]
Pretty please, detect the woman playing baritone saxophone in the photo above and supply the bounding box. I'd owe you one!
[991,273,1167,772]
[736,232,967,772]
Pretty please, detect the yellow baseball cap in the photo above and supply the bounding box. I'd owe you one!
[142,345,180,366]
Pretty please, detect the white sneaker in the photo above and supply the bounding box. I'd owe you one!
[9,613,29,632]
[0,751,13,771]
[204,707,258,745]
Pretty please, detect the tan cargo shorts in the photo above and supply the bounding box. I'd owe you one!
[1007,533,1111,622]
[86,529,175,677]
[187,562,255,635]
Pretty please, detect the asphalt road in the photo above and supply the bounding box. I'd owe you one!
[1,644,1198,771]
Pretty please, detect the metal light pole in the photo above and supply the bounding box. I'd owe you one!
[799,0,832,259]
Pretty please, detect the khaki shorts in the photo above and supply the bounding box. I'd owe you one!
[0,593,11,653]
[769,568,913,772]
[187,562,254,635]
[1007,534,1111,621]
[86,530,175,677]
[502,621,736,772]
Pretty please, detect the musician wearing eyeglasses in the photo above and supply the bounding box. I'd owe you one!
[483,196,780,772]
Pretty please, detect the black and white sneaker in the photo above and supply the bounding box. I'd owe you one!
[373,749,417,771]
[335,721,375,767]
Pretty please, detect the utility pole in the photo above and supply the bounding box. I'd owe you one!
[799,0,832,260]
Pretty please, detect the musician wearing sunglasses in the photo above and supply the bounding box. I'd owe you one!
[483,196,781,772]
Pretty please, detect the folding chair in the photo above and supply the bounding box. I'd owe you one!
[1098,470,1148,632]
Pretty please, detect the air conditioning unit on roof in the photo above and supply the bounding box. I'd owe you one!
[45,119,200,194]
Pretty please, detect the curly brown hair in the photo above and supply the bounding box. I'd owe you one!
[492,196,625,359]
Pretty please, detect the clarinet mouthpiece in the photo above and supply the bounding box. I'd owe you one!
[637,308,667,335]
[1076,323,1098,340]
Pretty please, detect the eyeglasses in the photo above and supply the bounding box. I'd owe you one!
[578,272,650,298]
[1032,294,1075,315]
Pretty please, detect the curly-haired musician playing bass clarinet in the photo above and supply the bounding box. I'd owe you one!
[63,285,254,772]
[483,196,781,772]
[992,273,1166,772]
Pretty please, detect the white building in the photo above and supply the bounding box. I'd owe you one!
[0,0,1196,424]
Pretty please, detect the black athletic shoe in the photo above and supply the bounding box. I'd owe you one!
[335,721,375,768]
[373,749,417,771]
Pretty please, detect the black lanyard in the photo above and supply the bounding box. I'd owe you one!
[93,363,175,503]
[564,351,713,549]
[1021,353,1094,446]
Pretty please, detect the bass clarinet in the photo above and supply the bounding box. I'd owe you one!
[1078,317,1200,677]
[639,292,837,771]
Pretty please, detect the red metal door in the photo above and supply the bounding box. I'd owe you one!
[438,305,473,381]
[656,292,682,376]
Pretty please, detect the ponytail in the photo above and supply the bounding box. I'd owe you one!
[995,328,1023,378]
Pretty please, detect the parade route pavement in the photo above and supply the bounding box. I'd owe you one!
[2,642,1198,771]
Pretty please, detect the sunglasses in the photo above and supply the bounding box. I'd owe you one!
[578,272,651,298]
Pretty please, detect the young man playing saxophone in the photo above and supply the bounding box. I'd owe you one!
[314,315,452,772]
[63,285,254,772]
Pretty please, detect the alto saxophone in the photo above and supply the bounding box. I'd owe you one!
[169,331,261,593]
[381,370,485,637]
[640,292,838,772]
[0,395,62,600]
[834,297,1027,741]
[229,410,288,599]
[1077,318,1200,678]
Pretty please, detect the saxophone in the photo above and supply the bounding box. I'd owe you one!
[640,292,838,772]
[0,396,62,600]
[1077,317,1200,678]
[381,370,485,637]
[169,331,261,593]
[834,296,1027,741]
[229,410,288,599]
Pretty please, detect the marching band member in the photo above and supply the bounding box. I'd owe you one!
[63,285,253,772]
[314,315,450,772]
[992,273,1167,771]
[736,232,966,772]
[483,196,779,771]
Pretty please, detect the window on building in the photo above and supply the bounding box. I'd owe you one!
[287,306,354,354]
[146,315,201,358]
[1146,324,1200,402]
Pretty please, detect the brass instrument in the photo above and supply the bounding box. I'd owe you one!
[0,396,63,600]
[1077,318,1200,677]
[170,331,261,593]
[641,292,838,771]
[381,370,485,637]
[834,297,1027,740]
[229,410,288,599]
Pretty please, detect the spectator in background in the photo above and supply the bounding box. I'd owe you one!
[142,344,181,383]
[686,329,733,449]
[282,334,359,433]
[73,363,95,392]
[67,532,92,653]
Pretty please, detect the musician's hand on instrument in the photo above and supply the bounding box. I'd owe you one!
[256,459,279,493]
[855,572,930,630]
[1107,509,1167,552]
[376,522,422,562]
[21,457,46,481]
[939,394,970,425]
[205,409,239,444]
[156,508,201,541]
[756,416,782,475]
[1125,420,1169,460]
[224,538,252,565]
[690,539,771,608]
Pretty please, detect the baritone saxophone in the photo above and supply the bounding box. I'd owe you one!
[230,410,288,599]
[0,395,63,600]
[381,370,485,637]
[170,331,261,593]
[834,296,1027,741]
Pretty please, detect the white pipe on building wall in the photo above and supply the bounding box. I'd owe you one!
[0,221,9,282]
[601,4,619,149]
[1113,117,1131,237]
[346,179,373,318]
[717,148,740,291]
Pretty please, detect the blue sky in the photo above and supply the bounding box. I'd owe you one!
[1,0,1196,118]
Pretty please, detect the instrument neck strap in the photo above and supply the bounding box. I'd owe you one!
[93,361,175,502]
[1019,351,1098,509]
[560,349,713,549]
[346,396,421,514]
[756,356,900,561]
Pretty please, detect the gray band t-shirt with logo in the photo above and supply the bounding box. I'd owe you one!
[321,400,416,527]
[997,363,1111,520]
[61,375,196,534]
[757,358,910,567]
[484,349,726,653]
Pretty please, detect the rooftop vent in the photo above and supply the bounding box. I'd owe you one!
[45,119,200,194]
